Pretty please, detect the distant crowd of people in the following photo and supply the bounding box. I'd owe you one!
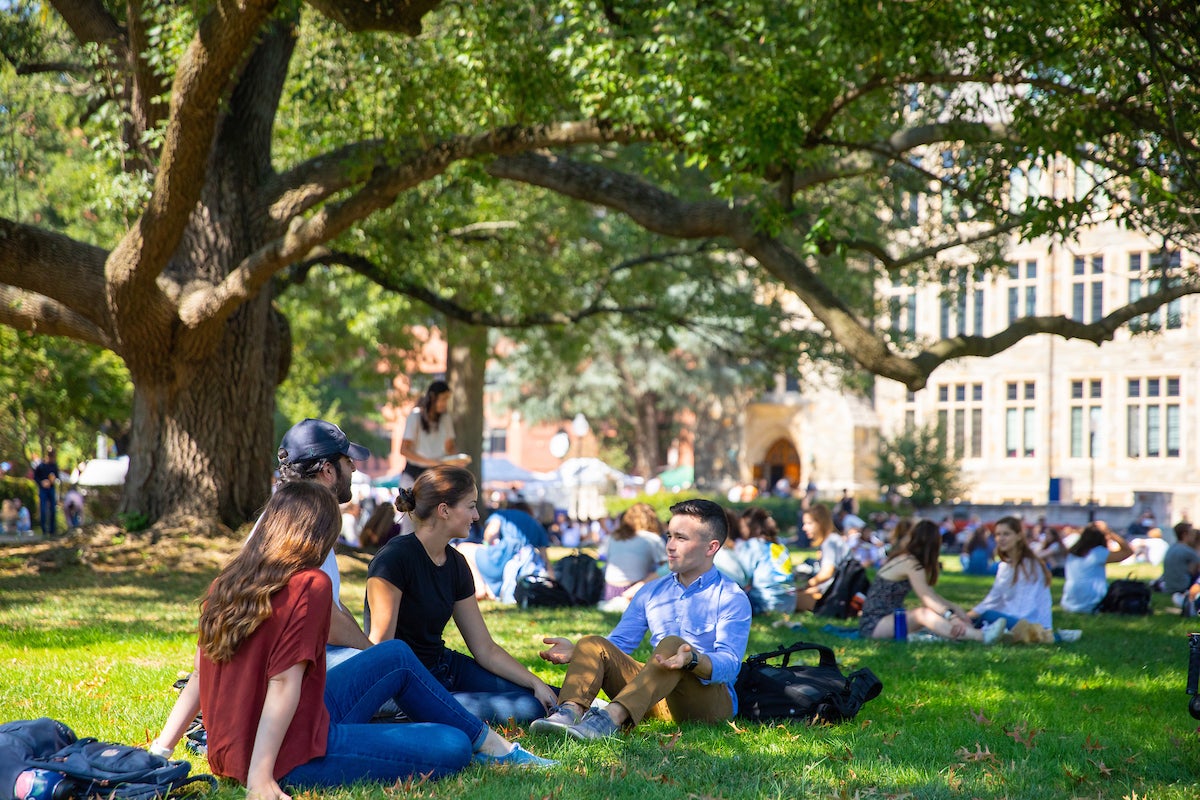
[0,446,86,536]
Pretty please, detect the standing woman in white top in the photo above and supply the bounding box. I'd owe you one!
[968,516,1054,630]
[401,380,470,486]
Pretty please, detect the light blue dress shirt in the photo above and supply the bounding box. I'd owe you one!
[607,566,752,712]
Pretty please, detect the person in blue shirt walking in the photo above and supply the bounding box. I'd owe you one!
[531,498,752,739]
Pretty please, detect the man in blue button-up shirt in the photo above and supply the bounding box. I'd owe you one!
[532,499,752,739]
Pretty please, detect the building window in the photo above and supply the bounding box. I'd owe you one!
[484,428,507,455]
[1128,250,1183,331]
[1071,255,1104,323]
[887,276,918,338]
[1005,380,1037,458]
[1007,260,1038,324]
[1069,379,1103,458]
[936,381,984,459]
[1125,376,1182,458]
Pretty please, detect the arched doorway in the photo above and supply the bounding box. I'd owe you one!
[753,437,801,491]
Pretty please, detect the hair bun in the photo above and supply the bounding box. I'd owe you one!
[395,488,416,513]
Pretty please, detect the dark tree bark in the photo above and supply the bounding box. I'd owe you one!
[446,318,488,491]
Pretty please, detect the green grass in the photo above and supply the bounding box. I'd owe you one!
[1,547,1195,800]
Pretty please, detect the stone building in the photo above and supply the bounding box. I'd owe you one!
[743,160,1200,520]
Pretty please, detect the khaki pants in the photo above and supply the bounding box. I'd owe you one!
[559,634,733,725]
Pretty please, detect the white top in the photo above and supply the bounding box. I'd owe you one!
[814,533,849,593]
[602,530,666,586]
[402,408,455,462]
[972,560,1053,628]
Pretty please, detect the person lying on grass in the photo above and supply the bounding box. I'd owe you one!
[150,481,554,800]
[858,518,1005,644]
[531,498,752,740]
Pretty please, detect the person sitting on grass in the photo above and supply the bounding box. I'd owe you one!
[364,467,558,725]
[967,516,1053,632]
[736,506,795,614]
[794,503,848,612]
[859,519,1006,643]
[149,481,555,799]
[1060,522,1135,613]
[530,499,751,740]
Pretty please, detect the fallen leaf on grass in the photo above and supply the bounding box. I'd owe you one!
[1082,734,1105,753]
[636,770,674,785]
[1088,759,1112,777]
[726,719,746,734]
[955,743,997,764]
[659,731,682,751]
[1062,765,1086,785]
[1004,722,1043,749]
[968,708,992,726]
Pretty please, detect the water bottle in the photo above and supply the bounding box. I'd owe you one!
[893,607,907,641]
[1184,594,1197,618]
[13,769,72,800]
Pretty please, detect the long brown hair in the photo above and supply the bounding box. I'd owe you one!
[995,515,1051,586]
[1068,524,1107,557]
[804,503,834,546]
[198,482,340,663]
[888,518,942,584]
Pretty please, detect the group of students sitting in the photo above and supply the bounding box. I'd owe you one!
[712,501,1151,643]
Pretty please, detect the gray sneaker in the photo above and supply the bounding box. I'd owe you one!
[566,707,619,740]
[529,704,582,734]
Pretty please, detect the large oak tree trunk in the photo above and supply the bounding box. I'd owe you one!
[117,23,296,529]
[122,295,285,528]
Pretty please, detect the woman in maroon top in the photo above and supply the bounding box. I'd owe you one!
[151,482,553,799]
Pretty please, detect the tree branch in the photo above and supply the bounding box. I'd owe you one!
[48,0,125,52]
[0,286,113,348]
[295,249,667,328]
[185,121,647,331]
[107,0,279,308]
[0,218,112,331]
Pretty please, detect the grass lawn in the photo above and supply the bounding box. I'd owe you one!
[1,540,1195,800]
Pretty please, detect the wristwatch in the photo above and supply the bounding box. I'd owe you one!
[683,649,699,671]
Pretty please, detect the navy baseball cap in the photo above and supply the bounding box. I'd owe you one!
[278,419,370,465]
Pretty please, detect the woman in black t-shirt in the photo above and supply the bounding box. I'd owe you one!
[365,466,556,724]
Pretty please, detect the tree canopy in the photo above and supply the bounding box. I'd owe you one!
[1,0,1198,525]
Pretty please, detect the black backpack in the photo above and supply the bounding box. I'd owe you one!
[554,552,605,606]
[812,557,870,619]
[0,718,216,800]
[514,575,575,609]
[1098,578,1152,615]
[735,641,883,724]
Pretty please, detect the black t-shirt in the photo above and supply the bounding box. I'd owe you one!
[33,461,59,489]
[365,533,474,666]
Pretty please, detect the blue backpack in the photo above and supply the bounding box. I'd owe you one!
[0,718,216,800]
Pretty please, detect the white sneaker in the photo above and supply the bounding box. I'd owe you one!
[982,618,1007,645]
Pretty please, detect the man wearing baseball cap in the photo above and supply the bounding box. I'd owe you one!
[277,418,374,666]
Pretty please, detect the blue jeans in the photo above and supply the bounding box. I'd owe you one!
[976,610,1023,629]
[430,648,548,725]
[38,488,56,535]
[282,640,485,789]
